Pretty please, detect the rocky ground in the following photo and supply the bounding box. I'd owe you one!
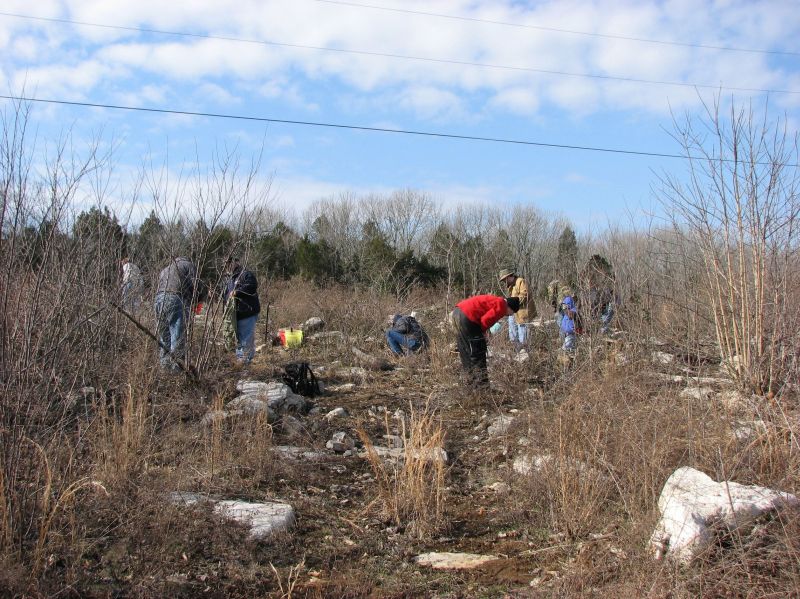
[30,319,800,598]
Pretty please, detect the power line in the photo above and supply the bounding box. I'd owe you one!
[1,11,797,96]
[0,93,686,159]
[2,95,796,167]
[310,0,800,58]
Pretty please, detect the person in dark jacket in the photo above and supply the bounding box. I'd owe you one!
[224,257,261,364]
[154,256,198,371]
[386,312,429,356]
[452,294,520,387]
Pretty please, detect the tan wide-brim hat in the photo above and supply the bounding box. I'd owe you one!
[498,268,515,281]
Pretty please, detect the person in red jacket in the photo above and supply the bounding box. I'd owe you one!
[453,295,520,386]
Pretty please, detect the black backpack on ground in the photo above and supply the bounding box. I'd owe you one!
[282,361,320,397]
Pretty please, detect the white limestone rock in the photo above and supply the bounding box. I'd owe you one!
[327,432,355,453]
[649,466,799,563]
[732,420,768,442]
[680,387,713,401]
[214,500,295,540]
[301,316,325,334]
[325,407,348,421]
[652,351,675,365]
[487,415,515,437]
[273,445,327,461]
[225,396,277,422]
[415,552,499,570]
[716,389,753,411]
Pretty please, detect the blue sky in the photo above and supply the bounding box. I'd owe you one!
[2,0,799,232]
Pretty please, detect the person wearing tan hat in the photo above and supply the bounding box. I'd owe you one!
[498,268,535,350]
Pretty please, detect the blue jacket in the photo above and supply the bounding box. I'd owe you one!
[559,296,578,334]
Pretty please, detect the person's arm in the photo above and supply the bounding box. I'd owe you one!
[480,301,506,330]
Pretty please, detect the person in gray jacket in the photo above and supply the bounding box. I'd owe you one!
[154,257,198,371]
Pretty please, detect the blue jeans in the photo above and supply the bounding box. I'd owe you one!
[236,314,258,363]
[386,330,421,356]
[600,304,614,334]
[154,292,188,370]
[560,331,577,352]
[507,315,528,345]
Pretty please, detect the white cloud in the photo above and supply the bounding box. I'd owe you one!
[1,0,797,123]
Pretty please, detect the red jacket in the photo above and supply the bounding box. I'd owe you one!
[456,295,508,332]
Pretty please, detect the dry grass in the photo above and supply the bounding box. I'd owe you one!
[358,399,447,538]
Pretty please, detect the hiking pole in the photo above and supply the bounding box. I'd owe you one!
[263,301,271,346]
[109,299,200,382]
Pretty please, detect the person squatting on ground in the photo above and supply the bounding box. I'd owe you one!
[154,256,197,372]
[224,257,261,364]
[386,312,429,356]
[453,294,520,387]
[120,256,144,312]
[498,268,535,351]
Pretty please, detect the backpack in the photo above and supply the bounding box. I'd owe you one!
[282,361,320,397]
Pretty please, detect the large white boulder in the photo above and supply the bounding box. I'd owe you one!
[650,466,799,563]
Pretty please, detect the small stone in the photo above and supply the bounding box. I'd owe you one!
[487,415,515,437]
[487,482,510,494]
[383,434,404,448]
[325,407,348,421]
[327,432,355,453]
[301,316,325,334]
[415,552,500,570]
[225,396,276,422]
[652,351,674,365]
[680,387,713,401]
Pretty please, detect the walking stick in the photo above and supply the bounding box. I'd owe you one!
[110,299,200,382]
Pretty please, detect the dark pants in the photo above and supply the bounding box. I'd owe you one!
[453,307,489,387]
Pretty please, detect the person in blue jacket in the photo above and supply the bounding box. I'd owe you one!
[224,257,261,364]
[386,313,429,356]
[559,295,580,353]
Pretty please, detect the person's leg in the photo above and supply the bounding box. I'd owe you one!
[562,332,577,352]
[168,296,187,368]
[406,337,421,353]
[236,314,258,363]
[386,330,405,355]
[468,334,489,386]
[454,309,474,371]
[154,293,171,368]
[600,304,614,335]
[507,314,517,342]
[516,319,528,347]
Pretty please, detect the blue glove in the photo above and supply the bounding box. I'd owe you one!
[489,322,502,335]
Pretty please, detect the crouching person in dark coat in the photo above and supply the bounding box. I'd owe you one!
[386,313,429,356]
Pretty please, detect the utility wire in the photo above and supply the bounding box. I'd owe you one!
[0,11,797,96]
[310,0,800,58]
[0,93,685,159]
[4,93,798,167]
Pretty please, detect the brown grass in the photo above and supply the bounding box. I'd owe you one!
[358,399,447,538]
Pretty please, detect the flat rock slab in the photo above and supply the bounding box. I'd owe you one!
[168,492,295,540]
[416,552,500,570]
[215,500,295,540]
[650,466,799,563]
[361,446,448,463]
[273,445,327,461]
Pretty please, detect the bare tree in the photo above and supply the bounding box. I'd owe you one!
[657,97,800,394]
